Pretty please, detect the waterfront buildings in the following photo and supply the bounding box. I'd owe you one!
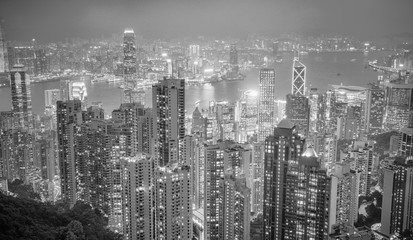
[10,64,32,130]
[258,68,276,142]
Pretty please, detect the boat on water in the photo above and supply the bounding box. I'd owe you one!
[299,51,309,55]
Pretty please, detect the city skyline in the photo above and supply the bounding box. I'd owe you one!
[1,1,413,240]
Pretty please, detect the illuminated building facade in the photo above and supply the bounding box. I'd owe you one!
[69,81,87,103]
[262,119,304,240]
[382,157,413,236]
[122,154,155,240]
[365,87,385,135]
[287,147,330,239]
[155,164,192,240]
[329,163,360,232]
[292,58,306,96]
[152,78,185,166]
[0,18,8,73]
[123,28,137,82]
[258,68,276,142]
[10,64,33,130]
[223,175,250,240]
[285,93,310,137]
[34,49,47,75]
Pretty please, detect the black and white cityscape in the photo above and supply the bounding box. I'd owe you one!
[0,0,413,239]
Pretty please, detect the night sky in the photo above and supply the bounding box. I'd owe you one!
[1,0,413,42]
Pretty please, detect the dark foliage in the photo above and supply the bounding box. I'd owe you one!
[8,179,41,201]
[0,192,122,240]
[355,191,382,228]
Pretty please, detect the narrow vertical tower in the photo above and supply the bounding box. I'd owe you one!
[258,68,276,142]
[292,58,306,96]
[152,78,185,166]
[10,64,32,130]
[0,17,8,73]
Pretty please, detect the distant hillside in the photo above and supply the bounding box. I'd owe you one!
[0,193,121,240]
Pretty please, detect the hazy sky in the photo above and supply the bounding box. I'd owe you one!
[1,0,413,42]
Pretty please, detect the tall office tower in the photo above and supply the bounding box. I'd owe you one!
[285,93,310,137]
[56,100,83,206]
[155,164,193,240]
[193,137,206,209]
[189,44,200,60]
[10,64,33,129]
[122,154,155,240]
[262,119,304,240]
[69,80,88,105]
[0,18,8,73]
[123,28,137,83]
[292,58,306,96]
[258,68,276,142]
[229,44,239,75]
[286,146,330,239]
[400,127,413,157]
[33,49,47,75]
[223,175,251,240]
[365,87,385,135]
[329,163,360,232]
[152,78,185,166]
[382,157,413,236]
[383,82,413,131]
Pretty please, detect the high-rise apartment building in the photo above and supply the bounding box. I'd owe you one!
[383,83,413,131]
[382,157,413,236]
[329,163,360,232]
[292,58,306,96]
[258,68,276,142]
[152,78,185,166]
[155,164,193,240]
[122,154,155,240]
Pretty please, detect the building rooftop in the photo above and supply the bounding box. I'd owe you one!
[277,118,295,129]
[302,146,318,158]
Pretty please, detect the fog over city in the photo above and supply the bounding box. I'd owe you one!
[1,0,413,41]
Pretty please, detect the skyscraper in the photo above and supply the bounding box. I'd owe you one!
[329,163,360,232]
[56,100,83,206]
[229,44,238,75]
[262,119,304,239]
[292,58,306,96]
[258,68,276,142]
[382,157,413,236]
[10,64,32,130]
[152,78,185,166]
[122,154,155,240]
[34,49,47,75]
[0,18,8,73]
[285,93,310,137]
[365,86,385,135]
[123,28,137,82]
[155,164,193,239]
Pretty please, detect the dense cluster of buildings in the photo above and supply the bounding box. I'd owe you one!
[1,23,413,240]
